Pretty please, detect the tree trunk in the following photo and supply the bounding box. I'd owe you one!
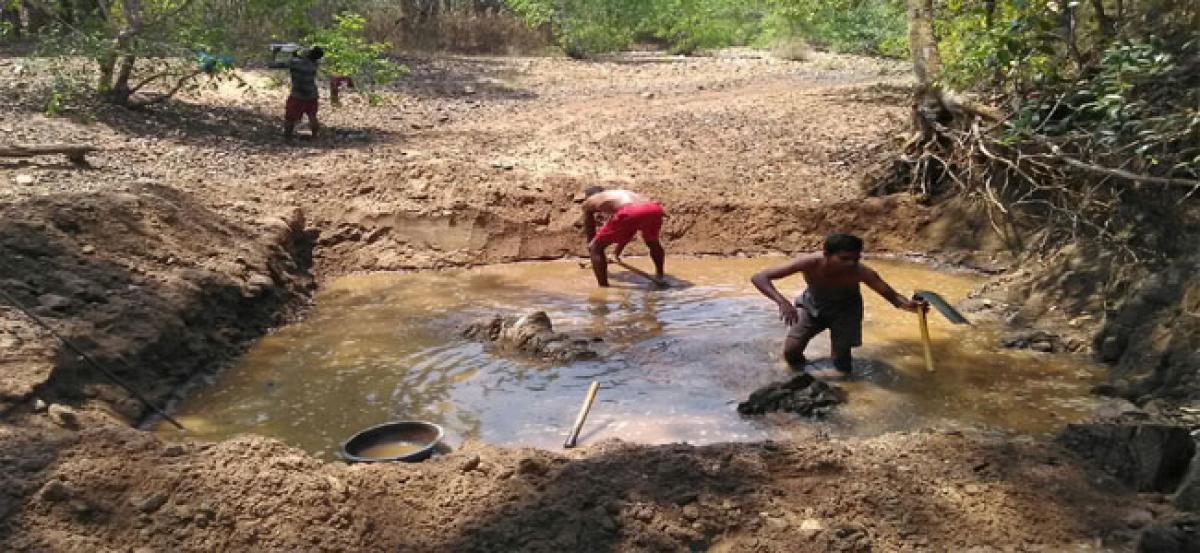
[20,0,51,33]
[1090,0,1116,39]
[57,0,75,24]
[1058,3,1083,68]
[101,8,139,105]
[1,5,20,37]
[906,0,941,89]
[109,53,137,104]
[97,50,117,93]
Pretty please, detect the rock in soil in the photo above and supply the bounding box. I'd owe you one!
[1135,514,1200,552]
[1000,329,1068,353]
[1056,422,1196,493]
[47,404,80,429]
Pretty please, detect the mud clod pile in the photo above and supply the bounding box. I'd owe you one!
[737,373,845,417]
[462,311,600,362]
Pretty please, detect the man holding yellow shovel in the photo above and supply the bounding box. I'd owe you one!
[751,234,928,379]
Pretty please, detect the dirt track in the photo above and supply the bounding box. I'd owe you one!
[0,50,1166,551]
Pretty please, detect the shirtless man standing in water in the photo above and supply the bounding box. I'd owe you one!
[751,233,926,379]
[581,187,666,287]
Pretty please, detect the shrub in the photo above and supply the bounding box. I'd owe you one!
[771,36,813,61]
[303,12,408,88]
[761,0,908,58]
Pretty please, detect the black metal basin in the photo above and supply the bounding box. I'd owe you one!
[341,421,443,463]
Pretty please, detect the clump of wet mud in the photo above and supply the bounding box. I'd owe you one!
[462,311,600,362]
[1000,329,1073,353]
[737,373,845,417]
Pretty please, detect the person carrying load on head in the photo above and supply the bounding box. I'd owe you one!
[268,44,324,141]
[751,233,927,379]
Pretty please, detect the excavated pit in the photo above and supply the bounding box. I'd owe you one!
[3,52,1189,551]
[156,257,1111,459]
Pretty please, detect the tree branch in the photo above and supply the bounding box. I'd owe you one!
[144,0,197,30]
[122,0,144,32]
[1026,133,1200,188]
[0,144,99,166]
[127,71,173,94]
[127,69,205,107]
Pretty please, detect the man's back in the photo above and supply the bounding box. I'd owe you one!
[285,58,319,100]
[582,189,650,214]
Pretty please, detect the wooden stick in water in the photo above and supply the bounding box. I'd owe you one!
[917,307,935,372]
[616,260,666,287]
[564,381,600,449]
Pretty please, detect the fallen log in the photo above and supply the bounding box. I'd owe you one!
[0,144,99,165]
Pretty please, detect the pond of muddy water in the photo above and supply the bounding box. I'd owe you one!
[157,257,1107,459]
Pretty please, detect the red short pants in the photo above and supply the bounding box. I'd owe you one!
[594,202,664,246]
[285,96,319,122]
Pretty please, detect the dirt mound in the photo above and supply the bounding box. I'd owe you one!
[0,187,313,416]
[969,242,1200,407]
[0,412,1156,551]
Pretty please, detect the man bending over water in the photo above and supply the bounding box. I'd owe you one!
[581,187,666,287]
[751,233,926,379]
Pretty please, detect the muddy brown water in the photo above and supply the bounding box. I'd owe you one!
[354,441,426,459]
[155,257,1108,459]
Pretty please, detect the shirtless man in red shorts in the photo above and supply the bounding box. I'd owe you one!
[581,187,666,287]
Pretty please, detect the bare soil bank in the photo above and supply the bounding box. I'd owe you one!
[0,415,1154,551]
[1,50,1187,551]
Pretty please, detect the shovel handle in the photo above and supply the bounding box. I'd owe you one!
[616,260,666,287]
[564,381,600,449]
[917,307,935,372]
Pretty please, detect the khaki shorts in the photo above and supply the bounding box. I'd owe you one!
[786,301,863,353]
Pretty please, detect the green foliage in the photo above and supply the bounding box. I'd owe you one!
[506,0,560,28]
[936,0,1060,92]
[1008,39,1200,179]
[303,12,408,86]
[508,0,649,57]
[647,0,765,55]
[26,26,106,110]
[762,0,907,58]
[770,36,812,61]
[0,0,16,38]
[932,0,1199,181]
[44,90,65,116]
[506,0,906,58]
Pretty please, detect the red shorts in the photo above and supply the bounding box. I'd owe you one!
[285,96,319,121]
[594,202,664,246]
